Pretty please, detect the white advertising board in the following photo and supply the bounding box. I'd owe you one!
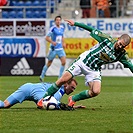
[46,59,133,77]
[0,19,46,57]
[48,18,133,38]
[101,60,133,76]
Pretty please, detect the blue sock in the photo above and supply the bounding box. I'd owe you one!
[59,65,65,78]
[0,100,4,108]
[40,65,48,78]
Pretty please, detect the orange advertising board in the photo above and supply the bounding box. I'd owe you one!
[64,38,97,58]
[65,38,133,58]
[125,38,133,58]
[47,38,133,58]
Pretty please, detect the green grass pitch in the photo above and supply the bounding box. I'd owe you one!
[0,76,132,133]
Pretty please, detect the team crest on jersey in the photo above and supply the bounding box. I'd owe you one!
[99,52,112,62]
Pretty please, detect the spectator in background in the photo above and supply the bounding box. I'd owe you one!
[0,0,8,6]
[109,0,116,17]
[91,0,110,18]
[109,0,129,18]
[80,0,91,18]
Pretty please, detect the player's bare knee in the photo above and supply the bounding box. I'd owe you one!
[62,62,66,66]
[4,100,11,108]
[47,63,52,67]
[93,91,100,96]
[61,60,66,66]
[89,90,100,97]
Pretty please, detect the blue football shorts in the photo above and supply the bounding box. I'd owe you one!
[47,49,66,61]
[6,83,32,104]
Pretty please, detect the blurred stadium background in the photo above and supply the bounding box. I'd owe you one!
[0,0,133,77]
[0,0,133,18]
[0,1,132,132]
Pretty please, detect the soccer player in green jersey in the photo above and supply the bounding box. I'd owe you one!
[37,19,133,108]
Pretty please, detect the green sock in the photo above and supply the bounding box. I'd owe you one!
[72,90,91,102]
[43,83,59,98]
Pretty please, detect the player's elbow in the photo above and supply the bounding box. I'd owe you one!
[45,36,50,42]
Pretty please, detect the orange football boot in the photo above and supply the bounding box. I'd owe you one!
[68,96,76,107]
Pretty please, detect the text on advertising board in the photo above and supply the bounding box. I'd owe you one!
[0,21,14,36]
[0,38,40,57]
[16,20,46,36]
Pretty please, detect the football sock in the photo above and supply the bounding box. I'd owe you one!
[59,65,65,78]
[0,100,4,108]
[40,65,48,78]
[43,83,59,98]
[72,90,91,102]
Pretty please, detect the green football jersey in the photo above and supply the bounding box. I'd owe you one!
[74,22,133,73]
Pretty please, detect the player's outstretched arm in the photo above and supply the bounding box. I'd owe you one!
[65,19,94,32]
[64,19,75,26]
[119,54,133,73]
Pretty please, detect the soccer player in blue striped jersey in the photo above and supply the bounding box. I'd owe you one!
[40,16,66,81]
[37,19,133,108]
[0,79,77,109]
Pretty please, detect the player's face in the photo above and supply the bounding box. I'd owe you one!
[55,17,61,27]
[65,81,77,95]
[114,39,128,51]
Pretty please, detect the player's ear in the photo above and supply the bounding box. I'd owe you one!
[64,83,67,87]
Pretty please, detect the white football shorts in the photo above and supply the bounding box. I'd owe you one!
[67,54,101,86]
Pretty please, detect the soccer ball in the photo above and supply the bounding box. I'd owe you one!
[42,96,58,110]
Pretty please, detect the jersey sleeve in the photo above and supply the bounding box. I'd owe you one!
[53,86,65,102]
[46,26,54,37]
[74,22,113,43]
[119,53,133,73]
[74,22,94,32]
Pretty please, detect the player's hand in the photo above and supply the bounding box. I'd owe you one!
[64,19,74,26]
[59,103,74,111]
[63,43,66,48]
[73,105,86,109]
[52,41,56,46]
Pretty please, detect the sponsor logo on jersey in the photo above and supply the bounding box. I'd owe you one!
[100,52,112,62]
[10,57,34,75]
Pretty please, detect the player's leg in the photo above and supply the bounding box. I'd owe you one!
[46,58,82,96]
[59,56,66,78]
[0,100,5,108]
[42,71,72,98]
[0,93,21,108]
[43,57,82,96]
[40,50,56,81]
[68,67,101,106]
[0,83,32,109]
[37,71,73,108]
[88,80,101,97]
[37,59,82,107]
[40,60,53,81]
[0,99,16,108]
[0,97,20,108]
[58,50,66,78]
[68,80,101,106]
